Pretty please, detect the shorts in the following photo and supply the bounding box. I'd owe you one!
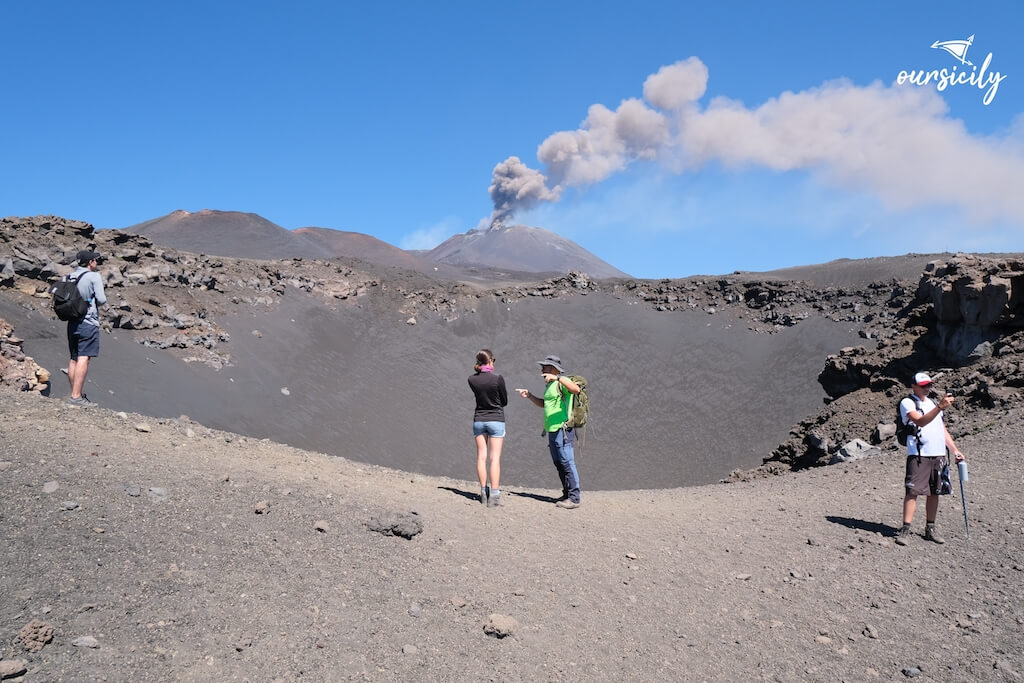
[67,321,100,360]
[904,455,951,496]
[473,421,506,438]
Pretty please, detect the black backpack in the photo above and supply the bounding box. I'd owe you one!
[51,274,91,321]
[895,394,924,447]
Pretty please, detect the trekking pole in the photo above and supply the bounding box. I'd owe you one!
[957,459,970,540]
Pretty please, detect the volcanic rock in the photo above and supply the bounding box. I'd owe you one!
[483,613,517,639]
[366,512,423,539]
[16,619,53,653]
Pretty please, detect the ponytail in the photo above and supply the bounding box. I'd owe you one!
[474,349,494,373]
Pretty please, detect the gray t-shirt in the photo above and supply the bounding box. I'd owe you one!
[69,267,106,327]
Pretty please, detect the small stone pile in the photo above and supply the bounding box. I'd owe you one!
[0,317,50,392]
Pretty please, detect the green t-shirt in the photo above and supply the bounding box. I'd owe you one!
[543,380,573,432]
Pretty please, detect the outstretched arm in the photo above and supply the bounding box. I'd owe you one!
[516,388,543,407]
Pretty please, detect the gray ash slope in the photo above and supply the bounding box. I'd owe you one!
[426,223,631,279]
[3,214,1022,490]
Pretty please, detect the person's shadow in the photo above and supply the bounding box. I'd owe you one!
[437,486,480,502]
[826,515,900,537]
[507,490,559,504]
[436,487,560,504]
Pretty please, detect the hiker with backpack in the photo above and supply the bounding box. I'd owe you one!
[516,355,583,509]
[56,250,106,408]
[894,371,965,545]
[468,349,508,507]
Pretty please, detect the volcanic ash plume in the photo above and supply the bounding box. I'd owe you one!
[486,156,562,230]
[484,59,708,229]
[536,58,708,187]
[483,54,1024,231]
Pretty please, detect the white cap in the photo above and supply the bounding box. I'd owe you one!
[913,372,932,386]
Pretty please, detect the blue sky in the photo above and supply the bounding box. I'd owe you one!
[3,1,1022,278]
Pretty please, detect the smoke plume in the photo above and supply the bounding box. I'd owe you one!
[486,56,1024,228]
[486,156,562,230]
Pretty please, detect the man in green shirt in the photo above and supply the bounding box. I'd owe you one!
[516,355,583,509]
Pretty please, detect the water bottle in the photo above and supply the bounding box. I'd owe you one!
[957,460,969,482]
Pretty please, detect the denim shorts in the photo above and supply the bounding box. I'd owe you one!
[473,421,506,438]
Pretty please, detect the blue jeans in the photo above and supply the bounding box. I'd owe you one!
[547,428,580,503]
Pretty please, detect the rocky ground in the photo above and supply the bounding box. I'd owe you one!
[1,386,1022,682]
[745,254,1024,479]
[1,215,390,370]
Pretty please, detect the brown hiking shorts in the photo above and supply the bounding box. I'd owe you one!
[904,455,950,496]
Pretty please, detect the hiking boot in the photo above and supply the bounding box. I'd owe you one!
[894,527,912,546]
[487,490,501,507]
[555,499,580,509]
[67,396,96,408]
[924,525,945,544]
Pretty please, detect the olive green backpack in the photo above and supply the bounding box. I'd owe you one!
[564,374,589,429]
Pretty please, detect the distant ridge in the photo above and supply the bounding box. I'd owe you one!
[123,210,333,261]
[294,226,437,273]
[122,210,631,279]
[428,224,631,279]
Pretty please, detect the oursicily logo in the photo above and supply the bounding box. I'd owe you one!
[897,34,1007,105]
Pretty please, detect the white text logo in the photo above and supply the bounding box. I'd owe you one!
[897,34,1007,105]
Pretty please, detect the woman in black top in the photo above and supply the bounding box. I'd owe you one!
[468,349,507,506]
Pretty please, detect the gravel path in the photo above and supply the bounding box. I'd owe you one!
[2,387,1022,681]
